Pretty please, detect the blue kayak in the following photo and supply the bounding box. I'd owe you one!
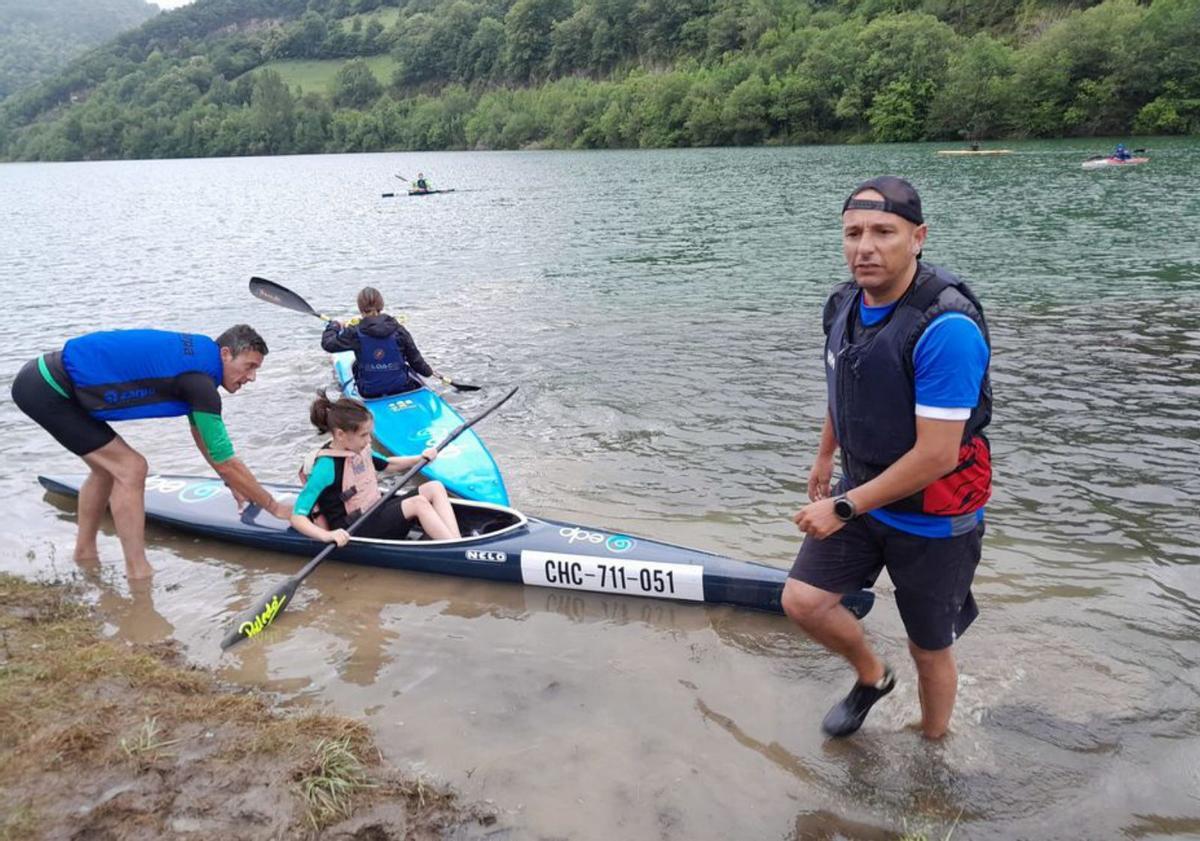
[38,473,874,619]
[332,352,509,505]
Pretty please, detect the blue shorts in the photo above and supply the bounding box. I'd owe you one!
[789,514,983,651]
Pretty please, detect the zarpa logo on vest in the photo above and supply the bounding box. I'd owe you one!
[104,387,156,404]
[826,349,836,370]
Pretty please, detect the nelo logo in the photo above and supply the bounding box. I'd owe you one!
[466,550,506,562]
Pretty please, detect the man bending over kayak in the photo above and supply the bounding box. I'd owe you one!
[11,325,292,579]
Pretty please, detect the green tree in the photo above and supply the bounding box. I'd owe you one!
[503,0,572,82]
[926,32,1016,139]
[332,58,383,108]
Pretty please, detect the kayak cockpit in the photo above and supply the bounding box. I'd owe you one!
[352,499,527,546]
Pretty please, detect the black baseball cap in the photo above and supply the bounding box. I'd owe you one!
[842,176,924,225]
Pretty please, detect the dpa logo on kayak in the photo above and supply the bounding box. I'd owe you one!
[387,399,416,412]
[558,527,637,553]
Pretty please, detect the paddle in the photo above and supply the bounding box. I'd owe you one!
[438,376,481,392]
[220,385,519,650]
[1086,147,1146,161]
[249,276,333,322]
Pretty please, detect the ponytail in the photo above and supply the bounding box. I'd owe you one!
[309,391,370,434]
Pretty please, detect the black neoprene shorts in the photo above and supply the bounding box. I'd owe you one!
[11,356,116,457]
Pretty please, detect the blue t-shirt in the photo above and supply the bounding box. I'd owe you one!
[854,299,990,538]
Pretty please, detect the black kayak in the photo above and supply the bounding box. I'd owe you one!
[407,189,454,196]
[38,474,874,619]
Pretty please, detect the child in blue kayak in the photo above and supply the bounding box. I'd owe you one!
[290,393,461,546]
[321,286,440,398]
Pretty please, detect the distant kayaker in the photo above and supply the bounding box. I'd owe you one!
[785,176,992,740]
[291,393,461,545]
[10,326,293,580]
[1113,143,1132,161]
[412,173,431,193]
[320,286,440,398]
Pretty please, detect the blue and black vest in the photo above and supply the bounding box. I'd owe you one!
[823,262,992,517]
[61,330,223,421]
[356,331,412,398]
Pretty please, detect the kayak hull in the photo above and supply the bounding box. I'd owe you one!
[37,474,874,619]
[408,189,455,195]
[333,352,509,505]
[1081,156,1149,170]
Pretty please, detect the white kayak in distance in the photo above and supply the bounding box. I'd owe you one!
[1082,156,1149,170]
[936,149,1013,156]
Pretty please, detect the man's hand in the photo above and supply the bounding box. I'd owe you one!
[792,497,846,540]
[421,447,438,463]
[808,454,835,502]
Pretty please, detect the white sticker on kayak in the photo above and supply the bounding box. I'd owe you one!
[521,551,704,601]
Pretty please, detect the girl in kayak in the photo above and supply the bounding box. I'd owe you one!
[321,286,439,398]
[290,393,462,546]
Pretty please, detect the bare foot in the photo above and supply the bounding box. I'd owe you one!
[125,559,155,580]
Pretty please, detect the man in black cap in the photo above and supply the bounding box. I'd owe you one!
[782,176,993,739]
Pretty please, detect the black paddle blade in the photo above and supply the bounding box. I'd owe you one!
[249,276,319,319]
[448,381,482,392]
[220,577,301,650]
[840,589,875,620]
[381,192,395,198]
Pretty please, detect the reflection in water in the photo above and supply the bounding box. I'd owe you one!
[3,142,1200,839]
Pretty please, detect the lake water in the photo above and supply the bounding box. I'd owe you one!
[1,139,1198,839]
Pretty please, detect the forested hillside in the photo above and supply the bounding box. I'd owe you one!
[1,0,1197,160]
[0,0,159,100]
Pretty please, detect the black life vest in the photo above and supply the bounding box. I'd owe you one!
[823,261,992,518]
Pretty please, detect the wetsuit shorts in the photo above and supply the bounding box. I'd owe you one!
[11,355,116,456]
[350,492,418,540]
[789,513,983,651]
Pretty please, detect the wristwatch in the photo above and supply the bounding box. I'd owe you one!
[833,494,858,522]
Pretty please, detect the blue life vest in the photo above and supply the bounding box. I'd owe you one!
[61,330,223,421]
[823,262,992,517]
[356,331,413,397]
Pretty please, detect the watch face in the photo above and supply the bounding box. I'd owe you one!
[835,498,854,520]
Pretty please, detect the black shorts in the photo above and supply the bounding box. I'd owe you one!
[351,493,417,540]
[789,514,984,651]
[11,356,116,457]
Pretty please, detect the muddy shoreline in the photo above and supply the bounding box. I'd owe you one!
[0,573,499,840]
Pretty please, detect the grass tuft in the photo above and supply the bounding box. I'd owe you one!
[293,736,377,829]
[119,716,180,765]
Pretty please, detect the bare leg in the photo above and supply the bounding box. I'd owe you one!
[402,495,455,540]
[73,467,115,563]
[81,437,151,579]
[781,579,886,685]
[908,640,957,739]
[418,482,460,538]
